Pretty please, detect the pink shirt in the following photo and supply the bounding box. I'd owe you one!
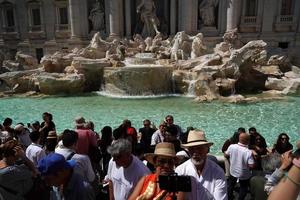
[75,128,97,155]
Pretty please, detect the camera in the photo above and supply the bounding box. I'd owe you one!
[158,174,192,192]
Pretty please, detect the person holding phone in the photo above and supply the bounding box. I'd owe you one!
[129,143,196,200]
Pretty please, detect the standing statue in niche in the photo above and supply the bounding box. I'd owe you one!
[89,0,105,32]
[199,0,218,26]
[136,0,160,38]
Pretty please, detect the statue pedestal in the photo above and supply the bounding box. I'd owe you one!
[200,26,218,37]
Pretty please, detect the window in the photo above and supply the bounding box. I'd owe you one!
[36,48,44,62]
[278,42,289,49]
[32,8,41,26]
[59,7,68,24]
[0,1,16,32]
[245,0,257,16]
[281,0,293,15]
[5,8,14,27]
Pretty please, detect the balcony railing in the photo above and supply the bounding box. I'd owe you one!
[29,25,42,32]
[242,16,257,24]
[55,24,69,31]
[276,15,294,24]
[4,26,15,32]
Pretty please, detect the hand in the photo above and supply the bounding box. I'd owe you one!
[279,150,292,171]
[14,145,25,158]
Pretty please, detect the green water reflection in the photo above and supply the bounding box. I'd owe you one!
[1,94,299,153]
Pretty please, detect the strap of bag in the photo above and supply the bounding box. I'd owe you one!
[66,152,75,160]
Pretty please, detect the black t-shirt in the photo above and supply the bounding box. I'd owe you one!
[139,127,156,147]
[40,121,55,145]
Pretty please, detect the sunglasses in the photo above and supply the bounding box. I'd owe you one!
[157,158,175,165]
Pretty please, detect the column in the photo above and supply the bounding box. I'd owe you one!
[124,1,131,37]
[170,0,177,35]
[15,1,28,40]
[261,0,278,33]
[180,0,193,33]
[226,0,242,31]
[109,0,123,37]
[218,0,227,34]
[69,0,88,40]
[44,0,55,41]
[294,0,300,32]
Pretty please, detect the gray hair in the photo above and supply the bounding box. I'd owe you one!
[107,139,132,156]
[261,153,281,173]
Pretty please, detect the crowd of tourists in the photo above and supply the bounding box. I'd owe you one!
[0,112,299,200]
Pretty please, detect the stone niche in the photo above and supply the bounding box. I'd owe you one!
[102,66,174,96]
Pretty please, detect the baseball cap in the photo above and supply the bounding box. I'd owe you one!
[38,153,76,176]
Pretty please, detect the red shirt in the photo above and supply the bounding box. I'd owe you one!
[75,128,97,155]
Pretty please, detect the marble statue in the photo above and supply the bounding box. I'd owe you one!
[89,0,105,31]
[199,0,218,26]
[191,33,207,58]
[136,0,160,37]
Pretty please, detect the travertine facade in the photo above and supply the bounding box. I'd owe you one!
[0,0,299,61]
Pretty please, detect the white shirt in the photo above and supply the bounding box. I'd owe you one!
[175,159,227,200]
[151,129,164,145]
[25,143,46,167]
[55,143,95,182]
[107,155,150,200]
[225,143,254,180]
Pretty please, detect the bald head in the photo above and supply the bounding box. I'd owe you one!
[239,132,250,145]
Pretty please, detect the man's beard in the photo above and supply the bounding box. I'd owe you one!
[191,157,205,166]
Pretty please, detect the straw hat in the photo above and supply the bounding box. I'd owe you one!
[181,130,213,148]
[144,142,177,165]
[47,131,57,139]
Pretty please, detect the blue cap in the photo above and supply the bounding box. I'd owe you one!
[38,153,76,176]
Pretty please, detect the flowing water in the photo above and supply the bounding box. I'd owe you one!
[0,94,299,154]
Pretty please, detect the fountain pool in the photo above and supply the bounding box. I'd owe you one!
[0,94,299,154]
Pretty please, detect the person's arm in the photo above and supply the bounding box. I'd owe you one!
[109,180,114,200]
[268,164,300,200]
[14,146,38,177]
[265,150,292,194]
[128,176,146,200]
[213,174,228,200]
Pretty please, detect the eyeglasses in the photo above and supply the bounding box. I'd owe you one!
[156,158,175,166]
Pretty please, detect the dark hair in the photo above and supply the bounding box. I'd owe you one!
[165,125,177,136]
[0,139,19,158]
[273,133,293,154]
[43,112,53,121]
[249,127,256,132]
[237,127,246,133]
[3,118,12,126]
[29,131,41,142]
[165,115,174,121]
[143,119,151,124]
[230,132,240,144]
[101,126,112,142]
[62,129,78,147]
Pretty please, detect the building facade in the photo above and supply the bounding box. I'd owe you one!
[0,0,300,61]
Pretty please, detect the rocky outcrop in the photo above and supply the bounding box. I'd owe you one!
[103,66,173,95]
[15,52,38,70]
[41,52,73,73]
[36,73,85,94]
[0,70,39,93]
[72,57,111,91]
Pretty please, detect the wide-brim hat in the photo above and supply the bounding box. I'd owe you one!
[181,130,213,148]
[47,131,57,139]
[144,142,178,165]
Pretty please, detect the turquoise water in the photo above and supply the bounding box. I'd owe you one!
[0,94,299,154]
